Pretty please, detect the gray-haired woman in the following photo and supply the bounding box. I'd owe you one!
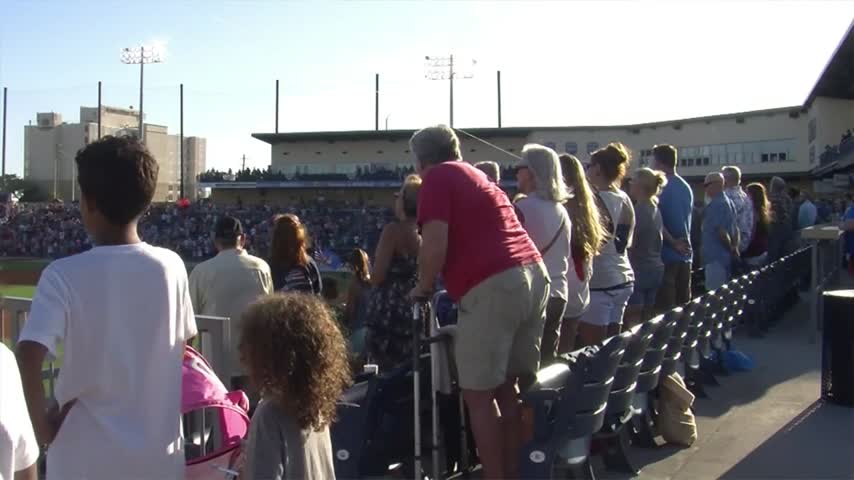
[514,144,570,365]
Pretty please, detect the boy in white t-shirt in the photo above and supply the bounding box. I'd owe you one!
[0,343,39,480]
[16,136,197,480]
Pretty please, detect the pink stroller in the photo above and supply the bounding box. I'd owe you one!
[182,346,250,479]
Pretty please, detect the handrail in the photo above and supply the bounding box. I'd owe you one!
[1,299,231,399]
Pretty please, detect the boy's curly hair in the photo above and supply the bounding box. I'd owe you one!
[239,293,352,431]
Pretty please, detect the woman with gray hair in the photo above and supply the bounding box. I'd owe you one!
[768,176,793,261]
[514,144,571,364]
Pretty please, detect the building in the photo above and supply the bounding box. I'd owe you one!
[24,106,206,202]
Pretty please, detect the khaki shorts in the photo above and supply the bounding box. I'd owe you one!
[454,262,550,391]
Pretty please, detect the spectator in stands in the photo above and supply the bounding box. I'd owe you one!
[557,154,605,354]
[409,125,547,479]
[691,200,704,271]
[17,136,196,479]
[841,199,854,272]
[514,144,571,365]
[189,215,273,390]
[580,143,635,345]
[722,166,753,255]
[743,182,772,267]
[344,248,371,360]
[1,343,39,480]
[269,214,323,294]
[475,161,501,184]
[652,144,694,311]
[364,175,422,371]
[625,168,666,327]
[239,294,349,480]
[798,191,818,230]
[768,176,794,261]
[701,172,739,291]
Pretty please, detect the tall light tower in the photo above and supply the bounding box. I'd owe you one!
[425,55,476,128]
[120,45,164,141]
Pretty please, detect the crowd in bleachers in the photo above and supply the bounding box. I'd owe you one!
[0,200,392,264]
[198,165,418,183]
[5,132,854,479]
[819,127,854,164]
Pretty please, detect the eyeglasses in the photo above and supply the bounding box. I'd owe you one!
[514,165,529,173]
[703,181,721,187]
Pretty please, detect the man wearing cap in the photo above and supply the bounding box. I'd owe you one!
[189,215,273,388]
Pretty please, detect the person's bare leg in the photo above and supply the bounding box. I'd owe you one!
[462,388,503,479]
[558,316,580,354]
[496,379,522,478]
[577,322,607,347]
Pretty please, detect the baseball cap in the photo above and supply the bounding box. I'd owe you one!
[214,215,243,240]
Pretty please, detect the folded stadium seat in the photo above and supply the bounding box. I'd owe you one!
[535,332,630,480]
[679,299,708,398]
[597,320,659,475]
[660,307,689,378]
[331,357,433,479]
[518,362,574,479]
[630,313,676,448]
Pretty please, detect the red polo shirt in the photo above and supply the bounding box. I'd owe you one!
[417,161,541,300]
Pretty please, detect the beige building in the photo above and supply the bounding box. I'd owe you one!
[24,106,206,202]
[251,105,810,195]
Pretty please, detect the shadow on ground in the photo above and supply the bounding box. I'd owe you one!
[721,399,854,479]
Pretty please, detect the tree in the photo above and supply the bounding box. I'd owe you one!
[0,174,48,202]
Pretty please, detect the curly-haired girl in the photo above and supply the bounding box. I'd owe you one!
[239,293,351,480]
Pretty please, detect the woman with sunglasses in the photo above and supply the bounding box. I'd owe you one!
[579,143,636,346]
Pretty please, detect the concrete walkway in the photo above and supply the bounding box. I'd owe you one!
[617,275,854,479]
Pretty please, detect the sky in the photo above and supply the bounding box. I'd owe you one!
[1,0,852,175]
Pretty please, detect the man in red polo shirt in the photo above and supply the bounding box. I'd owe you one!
[410,125,549,479]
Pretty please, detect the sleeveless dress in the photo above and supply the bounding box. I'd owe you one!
[365,255,418,371]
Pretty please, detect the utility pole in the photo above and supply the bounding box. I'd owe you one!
[242,154,246,171]
[180,83,184,199]
[97,81,102,139]
[425,55,475,128]
[497,70,502,128]
[275,80,280,133]
[375,73,379,131]
[1,87,6,177]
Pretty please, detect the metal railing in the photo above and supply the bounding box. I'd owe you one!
[0,298,231,398]
[800,224,844,342]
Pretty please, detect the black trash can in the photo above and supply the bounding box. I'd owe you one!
[821,290,854,407]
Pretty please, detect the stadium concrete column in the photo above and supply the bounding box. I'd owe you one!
[497,70,502,128]
[275,79,279,134]
[375,73,379,131]
[97,81,102,139]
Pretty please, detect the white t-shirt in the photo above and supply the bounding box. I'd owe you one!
[515,194,572,300]
[564,255,592,318]
[590,188,636,290]
[0,343,40,480]
[18,243,197,480]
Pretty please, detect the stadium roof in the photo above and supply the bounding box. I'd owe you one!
[804,19,854,106]
[251,106,802,145]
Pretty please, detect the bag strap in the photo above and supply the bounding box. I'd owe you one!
[539,214,567,256]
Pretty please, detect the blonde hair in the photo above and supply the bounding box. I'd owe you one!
[634,167,668,203]
[474,161,500,183]
[399,174,422,219]
[560,154,605,264]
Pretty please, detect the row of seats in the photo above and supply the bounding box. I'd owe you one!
[330,248,811,479]
[519,248,811,479]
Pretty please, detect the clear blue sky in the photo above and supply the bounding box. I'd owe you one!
[1,0,852,175]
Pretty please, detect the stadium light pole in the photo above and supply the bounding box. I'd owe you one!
[425,55,475,128]
[120,45,164,141]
